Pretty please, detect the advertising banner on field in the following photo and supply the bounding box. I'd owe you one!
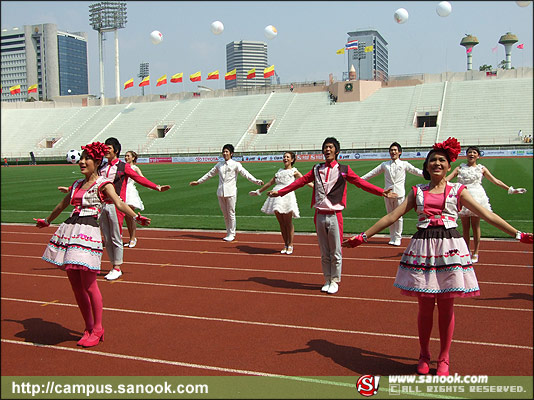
[135,149,531,164]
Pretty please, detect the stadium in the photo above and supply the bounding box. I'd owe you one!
[1,68,533,160]
[1,1,533,396]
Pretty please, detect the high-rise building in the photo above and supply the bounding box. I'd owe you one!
[1,23,88,102]
[225,40,269,89]
[346,29,388,82]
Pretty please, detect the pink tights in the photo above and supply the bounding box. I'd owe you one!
[417,297,455,362]
[67,270,103,332]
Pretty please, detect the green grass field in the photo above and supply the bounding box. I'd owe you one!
[1,157,532,238]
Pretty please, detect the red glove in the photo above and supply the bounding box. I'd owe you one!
[518,232,533,244]
[33,218,50,228]
[135,214,151,226]
[346,233,367,248]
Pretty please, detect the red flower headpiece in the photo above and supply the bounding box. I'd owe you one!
[432,137,461,162]
[81,142,107,161]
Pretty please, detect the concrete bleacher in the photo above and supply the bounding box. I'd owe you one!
[1,73,532,159]
[147,94,269,154]
[438,78,533,146]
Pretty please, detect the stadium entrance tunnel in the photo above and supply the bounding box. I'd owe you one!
[414,110,438,128]
[255,119,274,134]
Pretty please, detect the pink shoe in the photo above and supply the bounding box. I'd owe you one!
[82,328,104,348]
[417,355,430,375]
[77,330,91,346]
[437,359,449,376]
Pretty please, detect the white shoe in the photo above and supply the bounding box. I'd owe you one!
[280,247,287,254]
[471,254,479,263]
[321,281,330,292]
[128,238,137,248]
[286,246,293,255]
[222,235,235,242]
[105,268,122,281]
[327,281,339,294]
[388,239,401,246]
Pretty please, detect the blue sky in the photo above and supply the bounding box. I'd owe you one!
[1,1,532,97]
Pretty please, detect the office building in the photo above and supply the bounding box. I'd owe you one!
[225,40,269,89]
[346,29,388,82]
[1,23,88,102]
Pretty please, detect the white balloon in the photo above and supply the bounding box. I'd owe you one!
[515,1,531,7]
[436,1,452,17]
[394,8,409,24]
[150,30,163,45]
[264,25,278,40]
[210,20,224,35]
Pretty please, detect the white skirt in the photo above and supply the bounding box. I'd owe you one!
[260,184,300,218]
[125,182,145,211]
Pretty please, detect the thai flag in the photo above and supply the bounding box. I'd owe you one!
[345,40,358,50]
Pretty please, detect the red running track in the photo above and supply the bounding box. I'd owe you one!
[1,223,532,377]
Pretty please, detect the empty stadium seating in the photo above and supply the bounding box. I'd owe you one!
[1,74,532,159]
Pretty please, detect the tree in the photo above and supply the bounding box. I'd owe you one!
[498,60,515,70]
[479,64,492,71]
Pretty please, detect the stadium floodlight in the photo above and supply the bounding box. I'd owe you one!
[89,1,127,104]
[138,62,149,96]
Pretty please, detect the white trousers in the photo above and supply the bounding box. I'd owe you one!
[218,195,236,237]
[385,196,405,242]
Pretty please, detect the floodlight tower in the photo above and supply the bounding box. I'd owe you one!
[499,32,518,70]
[460,34,479,71]
[89,1,127,105]
[138,62,149,96]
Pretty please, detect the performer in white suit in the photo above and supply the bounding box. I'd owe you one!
[361,142,423,246]
[189,144,263,242]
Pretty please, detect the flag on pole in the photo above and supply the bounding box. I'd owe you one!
[345,40,358,50]
[517,43,524,49]
[263,65,275,78]
[364,45,374,53]
[336,48,345,55]
[247,68,256,79]
[225,69,237,80]
[156,75,167,87]
[491,45,498,53]
[207,70,219,80]
[171,73,183,83]
[466,47,472,54]
[9,84,21,94]
[27,84,38,93]
[139,76,150,87]
[190,71,201,82]
[124,78,134,89]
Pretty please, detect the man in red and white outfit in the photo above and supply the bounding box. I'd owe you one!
[99,137,171,280]
[269,137,396,294]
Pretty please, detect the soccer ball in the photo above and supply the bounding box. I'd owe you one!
[66,149,81,164]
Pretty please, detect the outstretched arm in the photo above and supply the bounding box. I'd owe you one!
[34,193,71,227]
[102,184,150,225]
[125,163,170,191]
[190,164,218,186]
[445,166,459,182]
[482,166,526,194]
[459,189,520,236]
[343,192,414,247]
[250,176,276,196]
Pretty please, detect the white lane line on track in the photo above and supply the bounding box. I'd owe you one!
[0,338,465,399]
[2,240,532,269]
[2,297,532,350]
[1,270,532,312]
[2,252,533,287]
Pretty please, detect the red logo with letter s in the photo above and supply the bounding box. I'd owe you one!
[356,375,380,397]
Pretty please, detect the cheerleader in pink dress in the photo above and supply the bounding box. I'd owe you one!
[35,142,151,348]
[344,138,533,377]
